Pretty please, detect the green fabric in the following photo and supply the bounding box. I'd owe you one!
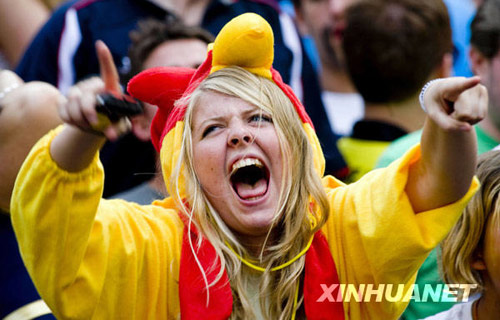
[376,126,499,169]
[376,130,422,169]
[376,125,499,320]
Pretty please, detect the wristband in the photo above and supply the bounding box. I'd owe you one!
[419,78,444,113]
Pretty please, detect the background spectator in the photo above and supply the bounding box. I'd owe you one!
[112,17,213,204]
[16,0,347,196]
[337,0,452,182]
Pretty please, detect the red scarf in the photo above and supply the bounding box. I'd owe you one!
[178,220,345,319]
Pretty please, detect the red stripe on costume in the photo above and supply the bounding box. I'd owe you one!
[160,51,214,147]
[178,219,233,319]
[271,68,315,129]
[128,67,195,151]
[178,210,344,319]
[304,231,345,320]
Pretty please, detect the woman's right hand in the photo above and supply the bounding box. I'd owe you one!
[58,40,131,141]
[51,40,131,172]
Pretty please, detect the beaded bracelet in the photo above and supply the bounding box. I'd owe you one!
[419,78,444,113]
[0,83,20,100]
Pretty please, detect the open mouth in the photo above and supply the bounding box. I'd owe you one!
[230,158,270,201]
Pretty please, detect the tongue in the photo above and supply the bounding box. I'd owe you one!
[234,178,267,200]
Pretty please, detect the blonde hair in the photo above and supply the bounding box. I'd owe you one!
[170,67,329,319]
[441,150,500,297]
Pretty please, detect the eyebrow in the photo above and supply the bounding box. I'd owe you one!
[201,106,264,124]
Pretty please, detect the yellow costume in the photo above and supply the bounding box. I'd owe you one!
[11,13,478,320]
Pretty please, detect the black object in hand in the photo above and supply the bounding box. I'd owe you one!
[96,93,143,122]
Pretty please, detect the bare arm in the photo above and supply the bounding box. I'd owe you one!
[51,40,130,172]
[0,0,49,66]
[406,77,488,213]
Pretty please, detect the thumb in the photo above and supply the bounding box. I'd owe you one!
[95,40,121,94]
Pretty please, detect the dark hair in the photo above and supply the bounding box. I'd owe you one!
[470,0,500,59]
[125,17,214,83]
[342,0,452,103]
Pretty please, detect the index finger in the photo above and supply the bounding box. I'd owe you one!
[95,40,121,94]
[442,76,481,102]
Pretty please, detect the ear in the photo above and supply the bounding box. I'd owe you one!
[131,113,151,141]
[130,102,158,142]
[437,52,453,78]
[471,249,487,270]
[469,46,487,76]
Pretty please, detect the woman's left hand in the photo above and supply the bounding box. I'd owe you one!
[422,76,488,132]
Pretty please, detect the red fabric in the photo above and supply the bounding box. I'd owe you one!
[271,68,314,129]
[304,232,345,320]
[178,216,344,319]
[127,52,213,151]
[127,67,195,151]
[178,220,233,320]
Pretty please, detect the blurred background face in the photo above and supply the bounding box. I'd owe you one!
[296,0,357,70]
[485,52,500,131]
[471,47,500,136]
[142,38,208,70]
[130,38,208,141]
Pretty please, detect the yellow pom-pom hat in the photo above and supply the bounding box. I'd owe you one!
[127,12,325,198]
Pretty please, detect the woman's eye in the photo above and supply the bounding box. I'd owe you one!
[202,125,219,137]
[250,114,272,123]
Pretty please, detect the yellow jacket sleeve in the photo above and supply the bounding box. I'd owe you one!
[321,144,479,320]
[11,127,184,319]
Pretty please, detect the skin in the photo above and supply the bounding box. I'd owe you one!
[150,0,211,26]
[407,76,487,213]
[191,91,283,248]
[0,70,62,212]
[470,46,500,142]
[471,214,500,319]
[0,0,50,66]
[295,0,358,93]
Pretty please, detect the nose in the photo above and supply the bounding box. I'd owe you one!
[228,126,252,147]
[329,0,352,18]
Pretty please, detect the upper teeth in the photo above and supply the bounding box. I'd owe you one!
[231,158,263,175]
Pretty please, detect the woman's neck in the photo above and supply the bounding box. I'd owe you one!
[475,289,500,320]
[234,229,279,258]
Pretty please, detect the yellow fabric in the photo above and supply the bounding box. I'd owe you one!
[11,127,184,319]
[321,145,479,320]
[303,122,325,176]
[160,120,186,198]
[210,13,273,80]
[11,129,478,320]
[337,137,391,182]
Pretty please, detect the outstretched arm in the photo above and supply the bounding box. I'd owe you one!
[406,76,488,213]
[50,40,130,172]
